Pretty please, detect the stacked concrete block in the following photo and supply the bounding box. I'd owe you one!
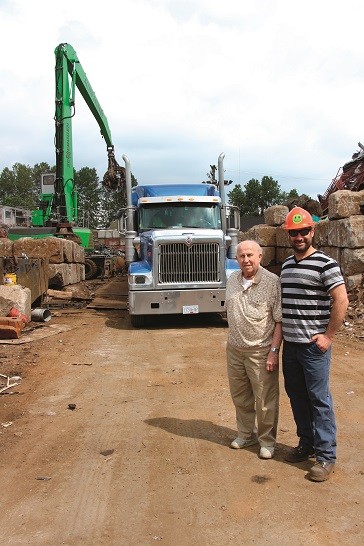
[4,237,85,288]
[72,241,85,263]
[0,239,14,257]
[341,248,364,276]
[346,273,363,292]
[77,262,85,282]
[239,224,277,267]
[276,246,293,263]
[317,192,364,290]
[312,220,329,247]
[327,216,364,248]
[274,226,292,264]
[13,237,84,264]
[239,194,364,294]
[264,205,289,227]
[319,245,341,264]
[240,224,277,246]
[328,189,364,220]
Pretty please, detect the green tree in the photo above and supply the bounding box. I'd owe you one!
[74,167,103,229]
[99,172,138,228]
[227,183,246,212]
[280,188,300,202]
[228,176,283,215]
[0,163,40,209]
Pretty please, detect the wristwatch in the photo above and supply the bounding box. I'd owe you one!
[270,347,279,353]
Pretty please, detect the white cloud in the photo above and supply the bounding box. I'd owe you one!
[1,0,364,199]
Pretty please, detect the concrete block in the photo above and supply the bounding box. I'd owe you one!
[62,239,74,263]
[328,216,364,248]
[240,224,276,246]
[47,263,71,287]
[328,189,364,219]
[0,295,14,316]
[264,205,289,227]
[319,247,341,264]
[341,248,364,276]
[0,239,14,257]
[78,263,85,281]
[0,285,31,321]
[313,220,329,246]
[48,262,87,287]
[276,227,291,248]
[68,263,80,284]
[276,247,294,263]
[261,247,276,266]
[72,243,85,263]
[13,237,65,263]
[345,273,363,292]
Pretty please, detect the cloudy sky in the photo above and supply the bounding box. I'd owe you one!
[1,0,364,200]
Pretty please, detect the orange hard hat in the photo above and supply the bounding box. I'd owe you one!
[284,207,314,230]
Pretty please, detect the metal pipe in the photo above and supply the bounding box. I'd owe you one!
[218,152,227,234]
[122,155,137,264]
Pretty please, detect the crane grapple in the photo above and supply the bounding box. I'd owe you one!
[103,147,126,191]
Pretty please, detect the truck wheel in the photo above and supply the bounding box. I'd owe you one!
[84,258,98,280]
[130,314,146,328]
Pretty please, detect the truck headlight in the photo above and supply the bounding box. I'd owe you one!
[128,271,153,287]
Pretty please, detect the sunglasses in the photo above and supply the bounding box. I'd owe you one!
[288,228,311,237]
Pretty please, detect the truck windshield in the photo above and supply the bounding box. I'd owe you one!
[139,203,221,230]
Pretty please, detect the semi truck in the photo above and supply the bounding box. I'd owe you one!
[117,153,240,327]
[8,43,124,279]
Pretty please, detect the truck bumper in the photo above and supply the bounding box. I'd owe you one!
[129,288,226,315]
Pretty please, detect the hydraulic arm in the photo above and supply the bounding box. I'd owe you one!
[52,43,124,224]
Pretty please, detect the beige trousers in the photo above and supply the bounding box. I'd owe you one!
[226,343,279,447]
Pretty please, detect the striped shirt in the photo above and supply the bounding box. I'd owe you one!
[281,250,345,343]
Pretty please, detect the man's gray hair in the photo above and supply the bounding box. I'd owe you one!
[236,240,263,254]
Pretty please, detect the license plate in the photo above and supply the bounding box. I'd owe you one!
[183,305,199,314]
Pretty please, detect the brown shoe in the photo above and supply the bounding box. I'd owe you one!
[308,461,335,482]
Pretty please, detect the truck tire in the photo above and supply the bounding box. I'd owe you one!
[84,258,98,280]
[130,314,146,328]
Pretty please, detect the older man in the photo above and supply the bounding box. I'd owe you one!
[226,240,282,459]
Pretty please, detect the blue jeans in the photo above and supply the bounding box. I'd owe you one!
[282,341,336,462]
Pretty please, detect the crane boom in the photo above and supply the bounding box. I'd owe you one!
[53,43,124,223]
[8,43,125,279]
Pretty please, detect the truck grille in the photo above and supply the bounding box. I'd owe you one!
[158,242,220,284]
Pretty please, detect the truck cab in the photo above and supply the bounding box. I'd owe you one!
[123,169,240,327]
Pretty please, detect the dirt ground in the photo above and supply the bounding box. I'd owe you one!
[0,278,363,546]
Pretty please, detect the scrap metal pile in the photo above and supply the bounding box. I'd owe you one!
[318,142,364,216]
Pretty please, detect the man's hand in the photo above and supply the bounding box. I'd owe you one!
[311,333,332,352]
[266,353,279,372]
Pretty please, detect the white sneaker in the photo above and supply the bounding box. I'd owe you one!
[259,446,275,459]
[230,436,258,449]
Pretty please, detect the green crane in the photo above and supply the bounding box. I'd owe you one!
[30,42,124,246]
